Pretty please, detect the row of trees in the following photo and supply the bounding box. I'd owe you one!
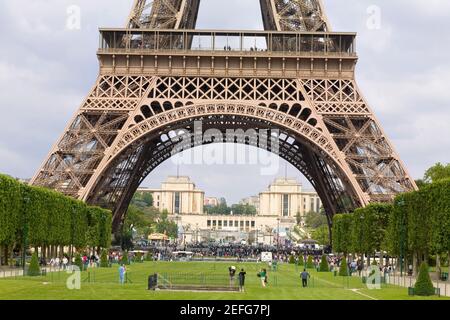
[117,193,179,250]
[0,174,112,265]
[332,179,450,275]
[205,201,257,216]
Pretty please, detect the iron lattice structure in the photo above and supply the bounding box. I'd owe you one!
[31,0,416,231]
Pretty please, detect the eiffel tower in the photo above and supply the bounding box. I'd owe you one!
[31,0,417,231]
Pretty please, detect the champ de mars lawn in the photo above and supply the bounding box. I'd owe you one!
[0,261,447,300]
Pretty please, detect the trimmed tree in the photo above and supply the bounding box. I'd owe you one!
[333,214,353,257]
[27,251,41,277]
[298,255,304,266]
[414,262,435,296]
[288,255,295,264]
[121,252,129,265]
[306,255,314,269]
[339,257,349,276]
[145,251,153,261]
[74,253,83,270]
[100,249,109,268]
[319,255,329,272]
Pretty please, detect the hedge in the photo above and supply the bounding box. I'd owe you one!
[0,173,112,264]
[331,179,450,275]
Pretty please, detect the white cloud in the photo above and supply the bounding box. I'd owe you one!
[0,0,449,202]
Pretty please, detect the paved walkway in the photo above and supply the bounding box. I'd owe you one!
[0,268,24,278]
[356,271,450,297]
[0,266,66,279]
[385,273,450,297]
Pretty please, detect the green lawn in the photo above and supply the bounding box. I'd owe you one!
[0,261,447,300]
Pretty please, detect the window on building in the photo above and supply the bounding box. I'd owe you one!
[213,220,216,227]
[174,192,181,214]
[207,220,211,227]
[240,221,244,227]
[310,198,315,212]
[246,221,250,227]
[224,221,228,227]
[251,221,255,228]
[234,221,238,227]
[283,194,289,217]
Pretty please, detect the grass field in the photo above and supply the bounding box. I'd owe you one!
[0,261,448,300]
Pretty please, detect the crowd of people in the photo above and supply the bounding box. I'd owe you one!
[143,242,326,263]
[33,242,398,289]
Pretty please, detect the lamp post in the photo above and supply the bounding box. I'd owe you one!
[398,199,406,277]
[260,225,263,245]
[277,217,281,251]
[22,194,30,273]
[196,223,199,244]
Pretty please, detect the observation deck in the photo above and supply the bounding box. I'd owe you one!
[97,29,358,78]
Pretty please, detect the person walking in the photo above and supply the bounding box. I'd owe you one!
[258,268,267,287]
[229,266,236,287]
[62,256,68,270]
[300,269,310,288]
[358,260,364,277]
[238,269,246,292]
[119,264,126,285]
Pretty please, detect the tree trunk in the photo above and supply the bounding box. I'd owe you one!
[413,251,418,276]
[448,251,450,277]
[1,245,4,266]
[404,256,409,275]
[367,254,370,267]
[5,245,9,266]
[436,254,441,280]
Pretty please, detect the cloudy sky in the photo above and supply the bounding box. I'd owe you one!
[0,0,449,203]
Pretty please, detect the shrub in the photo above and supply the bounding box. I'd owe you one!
[27,251,41,277]
[298,255,304,266]
[414,262,435,296]
[74,253,83,270]
[289,255,295,264]
[339,257,349,276]
[319,255,329,272]
[100,250,109,268]
[121,252,129,265]
[145,251,153,261]
[306,256,314,269]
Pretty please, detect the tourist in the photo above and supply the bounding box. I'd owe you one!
[300,269,310,288]
[119,264,126,284]
[238,268,246,292]
[229,266,236,286]
[62,256,68,270]
[357,260,364,276]
[258,268,267,287]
